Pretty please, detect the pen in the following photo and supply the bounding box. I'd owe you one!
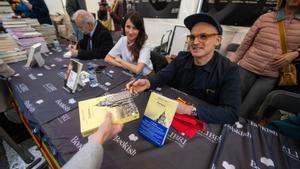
[128,73,144,88]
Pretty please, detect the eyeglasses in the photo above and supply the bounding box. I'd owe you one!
[187,33,218,42]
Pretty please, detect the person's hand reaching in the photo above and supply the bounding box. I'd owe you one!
[89,113,123,144]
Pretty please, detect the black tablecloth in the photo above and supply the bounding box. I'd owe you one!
[42,85,300,169]
[7,46,300,168]
[8,49,133,125]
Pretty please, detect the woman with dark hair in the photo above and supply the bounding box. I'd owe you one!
[104,11,153,76]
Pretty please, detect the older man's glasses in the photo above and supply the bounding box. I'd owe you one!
[187,33,218,42]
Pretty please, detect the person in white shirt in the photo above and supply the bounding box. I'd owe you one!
[104,11,153,76]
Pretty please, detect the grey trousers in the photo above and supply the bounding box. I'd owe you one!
[239,67,277,119]
[256,90,300,120]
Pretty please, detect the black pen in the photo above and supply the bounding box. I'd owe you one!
[128,73,143,88]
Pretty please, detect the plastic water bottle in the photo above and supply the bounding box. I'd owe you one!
[53,39,62,52]
[87,63,99,87]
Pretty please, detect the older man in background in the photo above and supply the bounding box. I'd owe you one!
[68,10,113,60]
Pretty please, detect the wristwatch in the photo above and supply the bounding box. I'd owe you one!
[191,106,197,116]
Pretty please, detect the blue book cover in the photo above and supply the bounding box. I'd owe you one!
[139,92,178,146]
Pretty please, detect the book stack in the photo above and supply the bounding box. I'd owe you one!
[0,34,27,63]
[33,24,57,44]
[2,20,29,29]
[1,17,49,53]
[0,1,13,14]
[3,21,49,53]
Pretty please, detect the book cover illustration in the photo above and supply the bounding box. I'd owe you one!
[139,92,178,146]
[79,91,139,137]
[63,59,83,93]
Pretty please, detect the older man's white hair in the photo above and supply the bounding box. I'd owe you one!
[72,10,95,25]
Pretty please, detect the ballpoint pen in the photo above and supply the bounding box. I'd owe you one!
[128,73,144,88]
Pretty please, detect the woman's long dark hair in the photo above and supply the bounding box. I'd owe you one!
[123,11,148,62]
[276,0,286,10]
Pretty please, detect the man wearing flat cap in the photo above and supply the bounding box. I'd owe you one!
[127,13,241,124]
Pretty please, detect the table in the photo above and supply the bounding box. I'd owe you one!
[43,85,300,169]
[8,48,133,125]
[8,48,300,169]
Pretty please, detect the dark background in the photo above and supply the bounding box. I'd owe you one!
[129,0,181,18]
[201,0,277,26]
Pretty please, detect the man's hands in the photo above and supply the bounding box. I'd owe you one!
[68,44,78,57]
[176,102,193,115]
[126,79,151,94]
[89,113,123,145]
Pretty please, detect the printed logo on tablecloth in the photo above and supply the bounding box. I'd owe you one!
[250,157,276,168]
[113,135,137,156]
[58,114,71,124]
[128,134,138,142]
[43,65,51,70]
[260,157,275,167]
[42,83,58,93]
[197,130,222,144]
[70,136,84,150]
[68,98,76,104]
[224,124,252,139]
[98,83,109,91]
[282,145,300,162]
[35,99,44,104]
[250,121,278,137]
[167,131,188,148]
[222,161,236,169]
[55,99,71,112]
[250,160,260,169]
[28,73,37,80]
[235,122,243,129]
[15,83,29,93]
[121,70,134,77]
[22,66,31,71]
[54,57,63,62]
[37,72,45,76]
[24,100,36,113]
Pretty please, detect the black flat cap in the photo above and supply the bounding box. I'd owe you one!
[184,13,223,35]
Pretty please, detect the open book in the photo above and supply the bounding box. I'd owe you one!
[79,91,139,137]
[139,92,178,146]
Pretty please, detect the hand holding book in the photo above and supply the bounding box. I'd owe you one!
[89,113,123,144]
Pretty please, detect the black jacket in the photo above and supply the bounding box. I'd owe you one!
[77,21,113,60]
[66,0,87,17]
[28,0,52,25]
[149,51,241,125]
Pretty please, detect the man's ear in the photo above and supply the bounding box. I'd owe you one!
[215,36,222,47]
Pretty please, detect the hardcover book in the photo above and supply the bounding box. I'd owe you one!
[139,92,178,146]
